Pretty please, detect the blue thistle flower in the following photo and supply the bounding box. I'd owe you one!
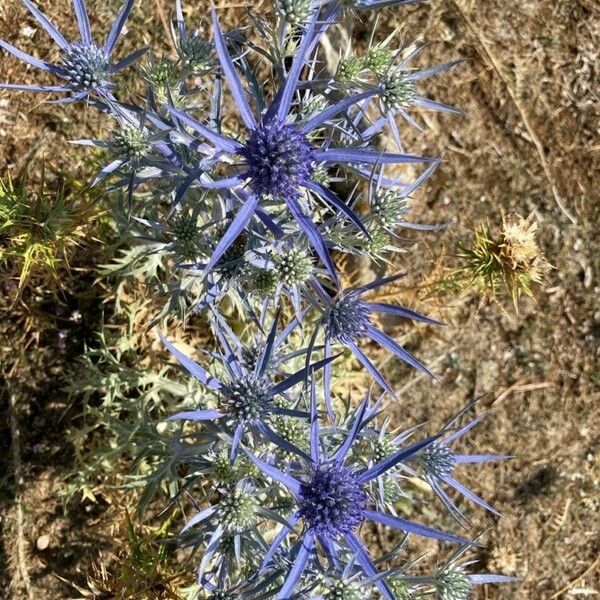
[399,548,518,600]
[161,311,337,458]
[361,50,465,148]
[438,569,517,599]
[0,0,146,101]
[244,390,469,600]
[365,161,445,234]
[179,481,280,585]
[238,120,317,200]
[166,8,435,284]
[311,274,440,412]
[350,417,416,508]
[276,0,315,25]
[172,0,214,75]
[416,411,510,522]
[298,463,368,537]
[244,240,320,319]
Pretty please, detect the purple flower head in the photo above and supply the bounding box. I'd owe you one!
[313,275,440,409]
[238,120,316,200]
[244,392,469,600]
[298,462,367,537]
[323,294,372,345]
[0,0,145,101]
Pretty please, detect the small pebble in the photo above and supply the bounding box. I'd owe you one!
[36,534,50,550]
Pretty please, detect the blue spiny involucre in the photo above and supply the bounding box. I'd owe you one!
[0,0,517,597]
[421,442,457,479]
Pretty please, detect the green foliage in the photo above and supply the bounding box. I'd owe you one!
[85,514,194,599]
[62,303,204,508]
[0,167,99,295]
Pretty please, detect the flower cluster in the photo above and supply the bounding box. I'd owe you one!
[1,0,518,597]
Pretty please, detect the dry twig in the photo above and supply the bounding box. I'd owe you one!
[492,379,553,407]
[545,555,600,600]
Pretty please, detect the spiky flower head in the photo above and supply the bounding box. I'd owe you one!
[145,58,180,89]
[274,247,314,285]
[354,436,404,502]
[276,0,314,25]
[241,343,279,373]
[311,163,332,186]
[381,72,416,111]
[499,216,548,290]
[420,442,456,479]
[212,454,238,487]
[299,463,367,536]
[390,580,411,600]
[371,436,397,464]
[219,489,259,532]
[109,124,149,162]
[360,227,391,256]
[326,579,362,600]
[382,475,404,503]
[209,451,257,488]
[61,43,109,91]
[371,189,409,228]
[172,213,201,261]
[300,94,329,122]
[456,215,548,304]
[436,565,471,600]
[487,544,520,576]
[248,268,278,296]
[208,592,235,600]
[354,433,395,466]
[220,376,272,422]
[366,45,394,76]
[336,56,366,84]
[179,34,214,73]
[323,294,372,345]
[238,120,315,200]
[273,415,308,455]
